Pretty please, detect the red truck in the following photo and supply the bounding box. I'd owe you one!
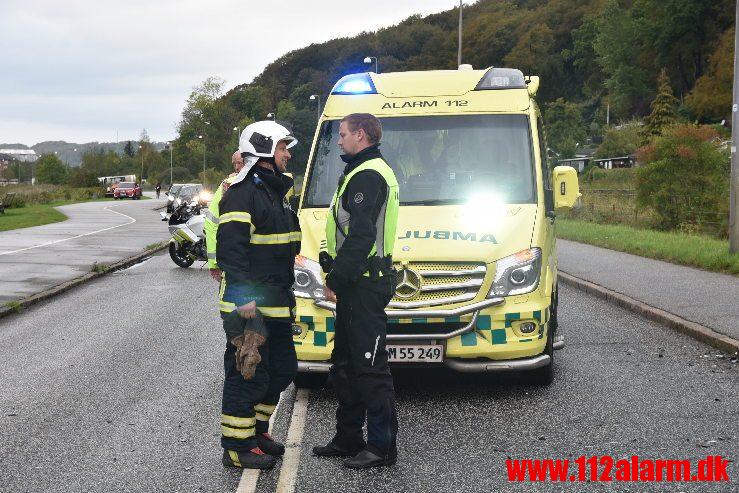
[113,182,143,200]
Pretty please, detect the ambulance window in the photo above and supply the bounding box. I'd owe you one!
[537,116,554,214]
[303,115,536,207]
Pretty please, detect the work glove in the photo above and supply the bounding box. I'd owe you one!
[223,302,268,380]
[231,329,266,380]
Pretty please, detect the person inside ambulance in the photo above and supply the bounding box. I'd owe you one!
[216,120,301,470]
[204,150,244,282]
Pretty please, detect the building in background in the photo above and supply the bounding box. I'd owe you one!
[594,156,636,169]
[0,149,38,163]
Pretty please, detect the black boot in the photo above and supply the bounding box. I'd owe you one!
[343,448,397,469]
[256,432,285,456]
[312,440,365,458]
[222,448,276,470]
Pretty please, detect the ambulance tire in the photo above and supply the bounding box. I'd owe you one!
[294,372,327,389]
[527,287,557,386]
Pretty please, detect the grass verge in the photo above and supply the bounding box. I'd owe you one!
[557,219,739,276]
[5,301,23,313]
[0,196,150,232]
[0,202,69,232]
[90,262,109,273]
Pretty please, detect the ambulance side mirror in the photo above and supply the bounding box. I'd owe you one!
[552,166,581,211]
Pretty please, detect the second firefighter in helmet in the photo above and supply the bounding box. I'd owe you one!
[216,120,301,470]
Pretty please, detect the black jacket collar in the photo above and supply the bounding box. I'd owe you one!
[340,144,382,175]
[252,165,293,199]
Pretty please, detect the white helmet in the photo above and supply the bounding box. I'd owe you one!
[239,120,297,158]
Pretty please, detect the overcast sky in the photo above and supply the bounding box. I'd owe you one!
[1,0,456,146]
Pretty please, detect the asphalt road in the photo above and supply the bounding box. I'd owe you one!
[0,252,736,493]
[0,193,169,305]
[558,239,739,341]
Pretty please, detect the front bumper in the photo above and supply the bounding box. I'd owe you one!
[298,353,551,373]
[295,293,554,373]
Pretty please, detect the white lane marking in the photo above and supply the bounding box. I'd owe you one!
[0,205,136,256]
[275,388,310,493]
[235,390,286,493]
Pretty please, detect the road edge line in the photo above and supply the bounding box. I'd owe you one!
[0,243,168,321]
[275,388,310,493]
[559,271,739,355]
[235,387,294,493]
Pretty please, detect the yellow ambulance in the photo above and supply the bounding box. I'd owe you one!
[291,66,580,385]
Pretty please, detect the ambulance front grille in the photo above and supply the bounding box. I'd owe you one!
[390,262,488,309]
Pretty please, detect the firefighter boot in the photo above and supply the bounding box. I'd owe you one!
[222,448,276,470]
[256,433,285,456]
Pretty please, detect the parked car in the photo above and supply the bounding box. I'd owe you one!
[113,182,142,200]
[166,183,184,213]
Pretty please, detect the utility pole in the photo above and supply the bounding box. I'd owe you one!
[168,143,173,185]
[457,0,463,67]
[310,94,321,122]
[731,0,739,253]
[139,145,144,185]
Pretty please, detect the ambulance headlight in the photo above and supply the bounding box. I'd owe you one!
[293,255,326,300]
[488,248,542,297]
[332,73,377,95]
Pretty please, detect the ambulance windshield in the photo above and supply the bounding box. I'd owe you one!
[303,114,536,207]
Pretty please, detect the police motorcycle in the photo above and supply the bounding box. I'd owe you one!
[160,192,211,268]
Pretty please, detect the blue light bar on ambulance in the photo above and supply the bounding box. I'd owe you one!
[475,68,527,90]
[331,73,377,95]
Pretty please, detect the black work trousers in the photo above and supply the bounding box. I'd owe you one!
[221,318,297,452]
[330,275,398,457]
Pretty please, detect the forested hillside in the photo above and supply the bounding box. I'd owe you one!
[170,0,734,181]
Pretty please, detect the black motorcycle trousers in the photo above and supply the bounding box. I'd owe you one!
[221,317,297,452]
[329,275,398,457]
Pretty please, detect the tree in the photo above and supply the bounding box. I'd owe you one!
[591,0,652,117]
[686,27,734,122]
[36,154,67,184]
[595,121,644,159]
[644,69,678,138]
[178,77,226,133]
[123,140,135,157]
[633,0,734,94]
[636,125,729,232]
[66,167,100,188]
[544,98,587,159]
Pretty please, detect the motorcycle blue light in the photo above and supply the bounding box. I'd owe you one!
[331,73,377,95]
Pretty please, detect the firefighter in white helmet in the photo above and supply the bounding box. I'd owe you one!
[216,120,301,469]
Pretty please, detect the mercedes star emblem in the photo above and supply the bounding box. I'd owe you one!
[395,268,423,300]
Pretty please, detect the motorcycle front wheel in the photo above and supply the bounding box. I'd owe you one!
[169,242,195,268]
